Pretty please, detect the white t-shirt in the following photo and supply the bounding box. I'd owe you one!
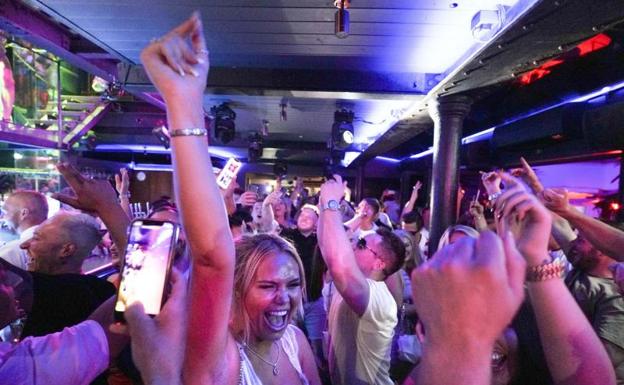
[0,320,109,385]
[0,225,37,270]
[418,228,430,261]
[351,223,379,241]
[328,279,397,385]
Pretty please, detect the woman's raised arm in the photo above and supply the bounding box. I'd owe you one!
[140,12,236,384]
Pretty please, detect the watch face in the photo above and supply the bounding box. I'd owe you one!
[328,200,339,210]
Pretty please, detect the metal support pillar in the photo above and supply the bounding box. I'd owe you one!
[428,95,472,256]
[56,60,63,149]
[355,164,365,203]
[618,152,624,222]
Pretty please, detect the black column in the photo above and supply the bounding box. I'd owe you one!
[354,163,365,203]
[618,152,624,222]
[428,95,472,256]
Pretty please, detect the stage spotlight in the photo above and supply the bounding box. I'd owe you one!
[91,76,109,93]
[152,125,170,149]
[210,103,237,144]
[273,161,288,178]
[332,108,354,149]
[334,0,350,38]
[248,132,264,162]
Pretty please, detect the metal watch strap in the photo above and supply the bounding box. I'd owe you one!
[169,128,208,137]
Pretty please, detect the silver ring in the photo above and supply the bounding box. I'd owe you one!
[150,37,162,44]
[196,48,209,55]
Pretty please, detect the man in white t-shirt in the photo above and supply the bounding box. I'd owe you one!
[318,175,406,385]
[0,191,48,269]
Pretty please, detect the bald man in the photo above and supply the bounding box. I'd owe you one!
[20,212,101,275]
[0,191,48,269]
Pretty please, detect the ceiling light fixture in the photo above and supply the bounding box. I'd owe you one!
[248,132,264,162]
[210,103,237,144]
[273,161,288,178]
[334,0,350,39]
[332,108,355,149]
[152,125,170,149]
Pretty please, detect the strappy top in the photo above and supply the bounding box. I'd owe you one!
[237,324,310,385]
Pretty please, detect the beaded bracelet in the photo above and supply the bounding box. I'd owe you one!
[526,258,566,282]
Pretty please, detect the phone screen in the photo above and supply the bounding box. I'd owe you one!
[216,158,242,189]
[115,220,178,318]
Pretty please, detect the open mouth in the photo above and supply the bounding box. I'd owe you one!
[264,309,289,332]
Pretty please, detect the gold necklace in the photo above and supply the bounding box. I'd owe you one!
[243,341,281,375]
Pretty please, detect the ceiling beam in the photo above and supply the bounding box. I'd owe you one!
[360,0,624,163]
[120,63,430,96]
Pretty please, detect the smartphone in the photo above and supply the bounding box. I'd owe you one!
[114,219,180,322]
[216,158,242,189]
[249,184,260,194]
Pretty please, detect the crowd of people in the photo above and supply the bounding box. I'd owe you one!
[1,12,623,385]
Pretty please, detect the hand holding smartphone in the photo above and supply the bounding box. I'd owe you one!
[216,158,242,190]
[114,219,180,322]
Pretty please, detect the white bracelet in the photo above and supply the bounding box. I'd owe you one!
[170,128,207,137]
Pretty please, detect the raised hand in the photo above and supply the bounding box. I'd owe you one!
[541,188,571,216]
[115,168,130,197]
[140,12,208,103]
[237,191,258,207]
[110,268,187,385]
[510,157,544,194]
[496,173,552,266]
[412,231,525,350]
[410,181,422,199]
[320,174,347,205]
[469,199,484,218]
[480,170,502,196]
[53,163,118,213]
[263,191,282,207]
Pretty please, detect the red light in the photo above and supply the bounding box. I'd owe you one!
[611,202,621,211]
[519,33,612,86]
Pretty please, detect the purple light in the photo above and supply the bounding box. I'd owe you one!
[375,156,401,163]
[403,79,624,161]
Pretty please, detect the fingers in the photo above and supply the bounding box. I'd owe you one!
[474,230,503,268]
[502,231,526,299]
[172,11,201,38]
[161,268,187,314]
[510,168,524,177]
[125,301,152,336]
[168,268,186,299]
[332,174,343,184]
[449,236,475,265]
[189,12,208,56]
[109,322,129,336]
[498,189,529,220]
[520,157,530,171]
[160,38,187,77]
[51,193,80,209]
[498,172,521,189]
[57,162,86,187]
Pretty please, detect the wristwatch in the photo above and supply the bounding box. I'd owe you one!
[321,199,340,212]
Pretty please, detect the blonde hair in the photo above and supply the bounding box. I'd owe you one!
[231,233,306,344]
[436,224,479,252]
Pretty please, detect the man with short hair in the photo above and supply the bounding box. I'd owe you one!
[564,236,624,383]
[21,212,101,275]
[280,204,324,358]
[0,191,48,269]
[318,175,405,385]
